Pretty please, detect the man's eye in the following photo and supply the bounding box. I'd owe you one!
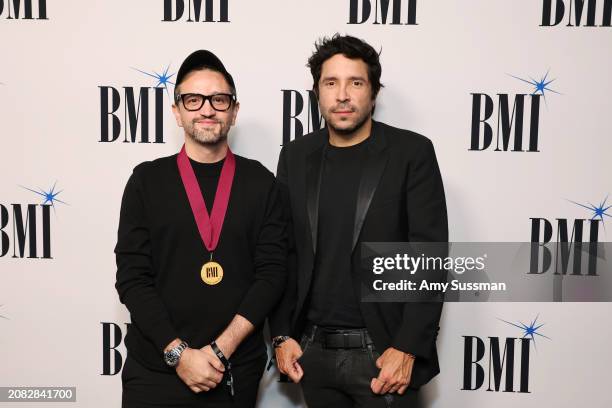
[353,81,363,87]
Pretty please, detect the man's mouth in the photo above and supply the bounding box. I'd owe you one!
[195,120,218,125]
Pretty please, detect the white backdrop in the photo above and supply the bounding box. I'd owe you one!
[1,1,611,407]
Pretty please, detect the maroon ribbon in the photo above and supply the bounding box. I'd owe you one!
[176,145,236,253]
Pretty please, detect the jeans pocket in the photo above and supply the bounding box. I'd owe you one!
[366,345,380,369]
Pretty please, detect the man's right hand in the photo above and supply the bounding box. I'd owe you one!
[275,338,304,383]
[176,348,225,393]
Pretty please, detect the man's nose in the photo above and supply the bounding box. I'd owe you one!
[199,98,216,116]
[336,83,350,102]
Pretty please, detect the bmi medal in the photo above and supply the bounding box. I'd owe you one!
[177,144,236,285]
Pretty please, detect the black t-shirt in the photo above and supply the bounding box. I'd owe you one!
[307,137,371,328]
[189,157,223,213]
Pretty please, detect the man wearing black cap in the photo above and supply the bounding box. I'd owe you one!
[115,50,287,407]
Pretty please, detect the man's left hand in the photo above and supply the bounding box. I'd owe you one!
[370,347,415,395]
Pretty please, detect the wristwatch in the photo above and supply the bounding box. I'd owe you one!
[164,341,188,367]
[272,335,290,348]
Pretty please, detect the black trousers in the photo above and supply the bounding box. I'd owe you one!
[121,352,267,408]
[298,330,419,408]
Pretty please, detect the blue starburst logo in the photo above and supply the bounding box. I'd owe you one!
[131,64,175,99]
[509,70,561,104]
[20,181,68,211]
[567,195,611,228]
[499,314,551,350]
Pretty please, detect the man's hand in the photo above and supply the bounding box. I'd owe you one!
[370,347,415,395]
[274,338,304,383]
[176,347,225,393]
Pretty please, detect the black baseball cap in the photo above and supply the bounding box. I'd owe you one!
[175,50,236,96]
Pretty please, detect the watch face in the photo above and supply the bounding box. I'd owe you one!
[165,350,179,366]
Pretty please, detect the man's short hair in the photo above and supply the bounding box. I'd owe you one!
[307,34,383,99]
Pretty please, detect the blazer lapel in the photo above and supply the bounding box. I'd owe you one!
[305,133,328,254]
[352,121,389,252]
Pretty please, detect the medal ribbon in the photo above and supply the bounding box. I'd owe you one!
[177,144,235,253]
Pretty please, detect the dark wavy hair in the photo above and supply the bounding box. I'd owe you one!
[307,34,383,99]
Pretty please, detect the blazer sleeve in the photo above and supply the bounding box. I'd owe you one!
[391,138,449,360]
[269,146,298,338]
[114,165,179,354]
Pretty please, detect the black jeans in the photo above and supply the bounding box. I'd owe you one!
[121,352,267,408]
[298,329,419,408]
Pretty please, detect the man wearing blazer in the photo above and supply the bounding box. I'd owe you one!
[270,35,448,407]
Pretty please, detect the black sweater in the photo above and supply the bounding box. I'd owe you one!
[115,153,287,371]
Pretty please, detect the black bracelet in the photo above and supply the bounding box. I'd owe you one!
[210,341,234,397]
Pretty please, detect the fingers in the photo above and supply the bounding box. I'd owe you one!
[397,384,409,395]
[375,356,383,369]
[290,362,304,383]
[370,377,384,394]
[276,349,302,376]
[287,362,302,383]
[372,375,406,395]
[379,379,392,394]
[201,365,224,385]
[189,384,210,393]
[207,355,225,372]
[201,346,226,372]
[209,357,225,372]
[201,376,221,388]
[388,382,402,394]
[189,374,221,393]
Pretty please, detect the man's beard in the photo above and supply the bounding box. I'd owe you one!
[185,120,228,146]
[324,105,371,136]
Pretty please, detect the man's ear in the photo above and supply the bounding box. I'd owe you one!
[230,101,240,126]
[171,103,183,128]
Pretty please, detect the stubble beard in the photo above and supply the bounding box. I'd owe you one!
[185,120,228,146]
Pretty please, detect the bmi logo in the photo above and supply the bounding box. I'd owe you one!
[163,0,229,22]
[206,265,219,278]
[0,0,48,20]
[470,71,560,152]
[541,0,612,27]
[462,315,550,393]
[530,196,609,276]
[101,322,129,375]
[0,182,66,259]
[281,90,325,145]
[99,65,175,144]
[348,0,417,25]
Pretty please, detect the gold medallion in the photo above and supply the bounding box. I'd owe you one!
[201,261,223,285]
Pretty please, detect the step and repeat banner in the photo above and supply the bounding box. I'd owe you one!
[1,1,611,407]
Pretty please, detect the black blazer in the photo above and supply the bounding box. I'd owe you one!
[270,120,448,388]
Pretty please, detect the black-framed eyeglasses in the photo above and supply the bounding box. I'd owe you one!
[177,93,236,112]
